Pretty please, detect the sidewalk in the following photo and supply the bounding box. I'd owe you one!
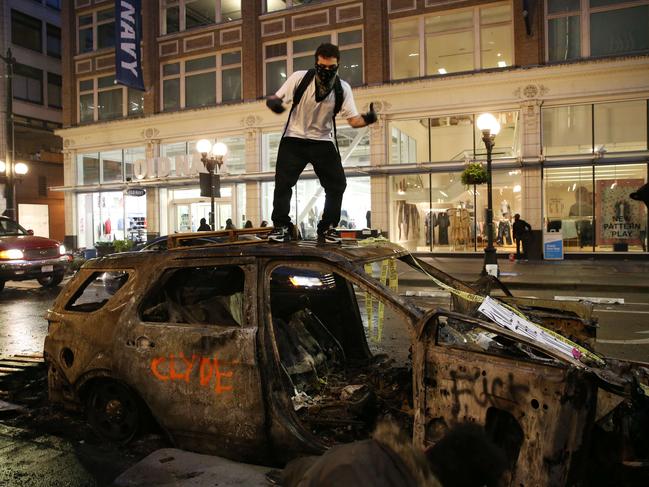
[415,257,649,292]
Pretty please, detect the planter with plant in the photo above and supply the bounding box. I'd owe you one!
[95,241,115,257]
[461,163,488,186]
[113,239,134,253]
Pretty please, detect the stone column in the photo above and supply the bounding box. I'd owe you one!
[62,148,78,249]
[145,140,160,240]
[244,128,262,226]
[369,106,389,234]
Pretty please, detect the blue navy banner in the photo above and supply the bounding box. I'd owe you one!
[115,0,144,91]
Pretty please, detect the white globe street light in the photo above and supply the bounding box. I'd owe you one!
[196,139,212,154]
[0,161,5,173]
[212,142,228,157]
[476,112,501,136]
[14,162,29,175]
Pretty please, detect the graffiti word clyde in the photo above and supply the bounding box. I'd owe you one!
[150,353,235,394]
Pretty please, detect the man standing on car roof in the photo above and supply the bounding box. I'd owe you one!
[265,42,377,244]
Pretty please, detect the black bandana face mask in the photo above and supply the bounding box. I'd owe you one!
[315,63,338,86]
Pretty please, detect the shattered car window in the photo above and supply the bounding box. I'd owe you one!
[270,265,413,444]
[66,271,130,312]
[436,315,559,365]
[140,265,244,326]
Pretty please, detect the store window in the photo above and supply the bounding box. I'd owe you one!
[77,147,144,186]
[262,128,369,171]
[77,191,148,248]
[264,0,312,12]
[220,135,245,174]
[161,0,242,35]
[546,0,649,61]
[544,164,648,252]
[389,111,519,164]
[13,64,43,105]
[391,2,513,79]
[543,100,648,156]
[77,7,115,54]
[161,51,241,110]
[261,176,371,237]
[47,73,62,108]
[77,75,144,123]
[389,169,522,252]
[11,10,42,52]
[46,24,61,58]
[264,29,364,95]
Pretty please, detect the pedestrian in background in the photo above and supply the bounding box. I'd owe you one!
[197,218,211,231]
[512,213,532,261]
[244,220,253,228]
[225,218,236,230]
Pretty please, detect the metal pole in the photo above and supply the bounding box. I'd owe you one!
[482,131,497,270]
[209,167,215,231]
[2,49,15,219]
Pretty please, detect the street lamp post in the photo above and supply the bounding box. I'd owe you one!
[0,48,16,219]
[197,139,228,230]
[476,113,501,275]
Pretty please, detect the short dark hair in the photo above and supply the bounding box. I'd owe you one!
[314,43,340,62]
[514,213,520,220]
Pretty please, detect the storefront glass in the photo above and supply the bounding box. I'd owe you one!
[390,111,519,164]
[544,164,648,252]
[389,168,522,252]
[221,135,245,174]
[78,153,99,185]
[168,186,234,232]
[76,190,147,248]
[260,176,371,237]
[262,130,370,171]
[543,100,648,156]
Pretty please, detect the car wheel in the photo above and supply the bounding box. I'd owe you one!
[86,381,142,444]
[37,272,64,288]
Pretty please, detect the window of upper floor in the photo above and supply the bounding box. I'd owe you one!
[390,2,513,80]
[159,135,246,175]
[546,0,649,62]
[263,0,326,13]
[12,10,42,53]
[47,72,62,109]
[78,6,116,54]
[264,28,363,95]
[78,74,144,124]
[47,24,61,58]
[161,0,242,35]
[161,51,242,111]
[14,63,43,105]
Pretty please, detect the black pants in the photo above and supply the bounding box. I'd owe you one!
[272,137,346,234]
[515,237,528,259]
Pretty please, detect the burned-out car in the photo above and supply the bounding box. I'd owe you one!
[44,232,648,485]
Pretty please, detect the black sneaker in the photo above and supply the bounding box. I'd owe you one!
[317,228,342,244]
[268,226,291,242]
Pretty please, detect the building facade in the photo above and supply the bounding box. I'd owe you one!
[57,0,649,255]
[0,0,64,240]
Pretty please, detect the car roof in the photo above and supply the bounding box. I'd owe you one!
[84,239,408,269]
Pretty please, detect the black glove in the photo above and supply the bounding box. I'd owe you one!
[361,102,377,125]
[266,97,285,114]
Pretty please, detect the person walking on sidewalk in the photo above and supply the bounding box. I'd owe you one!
[265,42,377,244]
[512,213,532,261]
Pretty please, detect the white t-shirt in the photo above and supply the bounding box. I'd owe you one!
[275,70,360,141]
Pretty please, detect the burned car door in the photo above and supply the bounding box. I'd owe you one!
[262,261,417,460]
[413,311,598,487]
[114,260,267,462]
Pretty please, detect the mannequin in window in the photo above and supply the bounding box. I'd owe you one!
[569,186,594,247]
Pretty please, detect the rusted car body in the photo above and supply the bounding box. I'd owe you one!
[44,233,648,485]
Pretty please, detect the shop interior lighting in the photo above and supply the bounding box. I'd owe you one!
[438,68,447,74]
[497,61,507,68]
[513,184,521,193]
